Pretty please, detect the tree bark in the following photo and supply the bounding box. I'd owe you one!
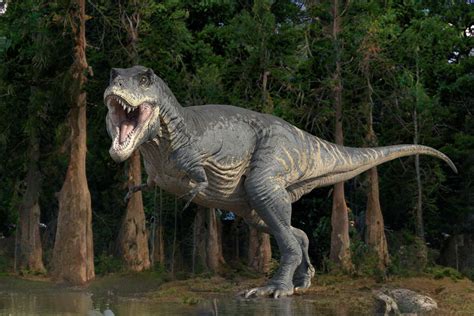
[413,59,427,268]
[206,208,225,272]
[52,0,94,284]
[151,188,165,266]
[365,167,390,269]
[116,0,150,272]
[193,206,206,273]
[413,108,424,239]
[193,207,225,273]
[18,134,45,273]
[116,151,151,271]
[248,226,272,273]
[364,76,389,270]
[171,197,178,275]
[329,0,353,272]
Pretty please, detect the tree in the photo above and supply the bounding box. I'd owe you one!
[356,7,391,270]
[151,188,165,266]
[52,0,94,284]
[193,207,225,273]
[248,226,272,273]
[329,0,353,272]
[115,0,150,272]
[18,131,45,274]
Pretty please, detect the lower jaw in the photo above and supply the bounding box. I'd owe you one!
[109,147,130,163]
[112,134,135,151]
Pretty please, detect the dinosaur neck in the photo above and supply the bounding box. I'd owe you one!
[159,95,190,151]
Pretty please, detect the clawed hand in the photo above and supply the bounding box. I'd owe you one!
[123,183,148,203]
[178,182,207,211]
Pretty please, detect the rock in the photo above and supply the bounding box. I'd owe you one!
[374,292,401,315]
[103,309,115,316]
[87,309,115,316]
[374,288,437,315]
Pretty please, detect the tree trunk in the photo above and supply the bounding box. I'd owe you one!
[248,226,272,273]
[18,134,45,274]
[329,0,353,272]
[193,207,225,273]
[413,108,424,239]
[365,167,390,269]
[116,0,150,272]
[116,151,151,271]
[413,59,427,268]
[171,197,178,275]
[152,189,165,266]
[364,76,389,270]
[206,208,225,272]
[52,0,94,284]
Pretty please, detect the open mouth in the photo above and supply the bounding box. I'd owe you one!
[105,95,153,149]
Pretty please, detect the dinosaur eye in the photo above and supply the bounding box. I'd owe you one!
[139,75,149,86]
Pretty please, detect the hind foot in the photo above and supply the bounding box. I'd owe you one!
[241,283,294,299]
[293,264,315,290]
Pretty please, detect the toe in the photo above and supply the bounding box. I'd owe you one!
[294,279,311,291]
[244,288,258,298]
[241,284,294,298]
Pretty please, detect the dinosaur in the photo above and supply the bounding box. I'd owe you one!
[104,66,457,298]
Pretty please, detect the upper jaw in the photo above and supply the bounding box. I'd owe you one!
[105,94,137,113]
[104,92,154,161]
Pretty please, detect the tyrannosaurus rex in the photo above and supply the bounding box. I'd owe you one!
[104,66,457,298]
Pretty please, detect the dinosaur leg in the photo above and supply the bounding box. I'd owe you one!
[244,211,314,289]
[291,227,315,290]
[243,175,302,298]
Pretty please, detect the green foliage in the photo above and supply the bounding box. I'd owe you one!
[350,236,385,281]
[94,253,124,276]
[463,268,474,281]
[426,265,464,281]
[0,255,10,275]
[182,294,202,305]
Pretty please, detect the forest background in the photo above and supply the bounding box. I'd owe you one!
[0,0,472,284]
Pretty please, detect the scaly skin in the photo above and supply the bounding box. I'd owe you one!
[104,66,457,298]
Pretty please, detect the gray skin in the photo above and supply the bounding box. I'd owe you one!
[104,66,457,298]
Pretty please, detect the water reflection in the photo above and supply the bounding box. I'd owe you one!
[196,297,324,316]
[0,291,93,315]
[0,279,359,316]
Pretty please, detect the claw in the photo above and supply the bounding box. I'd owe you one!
[123,183,148,204]
[178,182,206,211]
[294,279,311,291]
[240,284,294,299]
[124,191,132,204]
[244,288,258,299]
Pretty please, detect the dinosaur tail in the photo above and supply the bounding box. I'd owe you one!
[312,143,457,188]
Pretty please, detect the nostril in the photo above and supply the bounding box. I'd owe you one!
[117,79,124,87]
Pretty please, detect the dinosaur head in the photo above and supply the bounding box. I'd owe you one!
[104,65,163,162]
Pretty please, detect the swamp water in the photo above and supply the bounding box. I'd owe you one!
[0,276,368,315]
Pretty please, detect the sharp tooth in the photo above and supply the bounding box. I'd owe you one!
[127,107,131,113]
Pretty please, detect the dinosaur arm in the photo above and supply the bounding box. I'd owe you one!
[171,144,208,210]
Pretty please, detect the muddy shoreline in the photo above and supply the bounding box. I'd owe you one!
[1,274,473,315]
